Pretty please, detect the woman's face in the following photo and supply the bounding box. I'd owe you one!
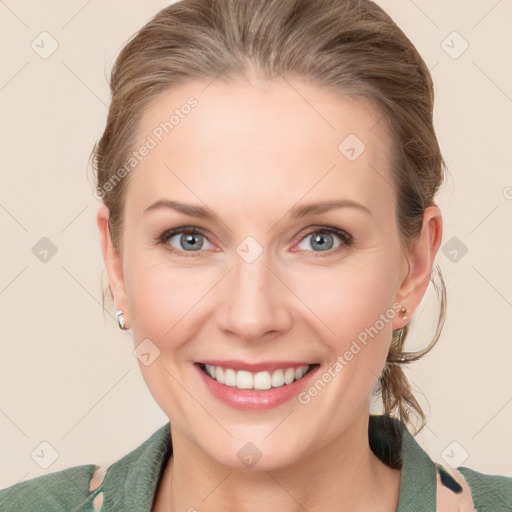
[101,76,417,469]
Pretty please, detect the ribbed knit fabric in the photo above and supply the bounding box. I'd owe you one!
[458,466,512,511]
[1,415,510,511]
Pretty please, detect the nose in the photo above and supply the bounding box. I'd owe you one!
[216,248,293,343]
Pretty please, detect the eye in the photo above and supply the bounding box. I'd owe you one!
[157,225,353,257]
[158,227,214,256]
[295,226,352,255]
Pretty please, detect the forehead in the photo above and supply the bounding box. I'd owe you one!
[126,77,395,217]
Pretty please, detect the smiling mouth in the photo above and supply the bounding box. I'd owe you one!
[196,362,320,391]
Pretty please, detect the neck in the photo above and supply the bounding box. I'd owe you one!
[153,410,401,512]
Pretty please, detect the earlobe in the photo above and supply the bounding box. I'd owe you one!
[392,205,443,330]
[96,204,129,327]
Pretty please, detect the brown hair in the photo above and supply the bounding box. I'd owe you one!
[92,0,447,434]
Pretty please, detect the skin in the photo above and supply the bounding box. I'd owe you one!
[97,72,442,512]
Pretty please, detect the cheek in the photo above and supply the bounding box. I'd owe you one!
[291,260,398,342]
[290,261,398,406]
[126,263,206,342]
[287,265,398,425]
[124,261,214,423]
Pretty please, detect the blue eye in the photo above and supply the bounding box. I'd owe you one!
[159,227,213,254]
[157,225,352,257]
[296,227,352,254]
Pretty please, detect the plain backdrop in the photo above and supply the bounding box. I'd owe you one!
[1,0,511,488]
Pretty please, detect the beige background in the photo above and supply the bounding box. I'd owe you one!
[1,0,511,488]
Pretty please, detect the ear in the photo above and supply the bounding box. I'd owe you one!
[392,205,443,330]
[96,204,129,329]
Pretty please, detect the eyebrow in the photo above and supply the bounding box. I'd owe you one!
[143,198,371,219]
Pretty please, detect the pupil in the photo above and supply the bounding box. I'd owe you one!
[313,233,333,251]
[183,234,201,250]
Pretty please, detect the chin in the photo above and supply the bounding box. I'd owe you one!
[204,436,306,473]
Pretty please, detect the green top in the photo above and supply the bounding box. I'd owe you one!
[1,414,510,511]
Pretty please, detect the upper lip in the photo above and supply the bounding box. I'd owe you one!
[197,360,317,373]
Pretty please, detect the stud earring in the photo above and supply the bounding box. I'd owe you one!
[399,306,408,321]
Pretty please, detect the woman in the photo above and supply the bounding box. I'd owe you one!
[1,0,510,510]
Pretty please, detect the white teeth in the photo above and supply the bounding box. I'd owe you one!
[271,369,285,387]
[254,371,272,390]
[295,366,307,380]
[224,368,237,387]
[215,366,225,384]
[236,370,253,389]
[202,364,312,390]
[284,368,295,384]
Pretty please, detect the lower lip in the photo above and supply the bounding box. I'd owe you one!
[194,363,320,411]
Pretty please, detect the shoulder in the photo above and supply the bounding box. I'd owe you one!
[0,422,173,511]
[457,465,512,509]
[369,414,512,510]
[433,462,512,511]
[0,464,97,512]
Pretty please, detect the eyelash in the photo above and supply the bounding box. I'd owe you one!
[156,225,353,258]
